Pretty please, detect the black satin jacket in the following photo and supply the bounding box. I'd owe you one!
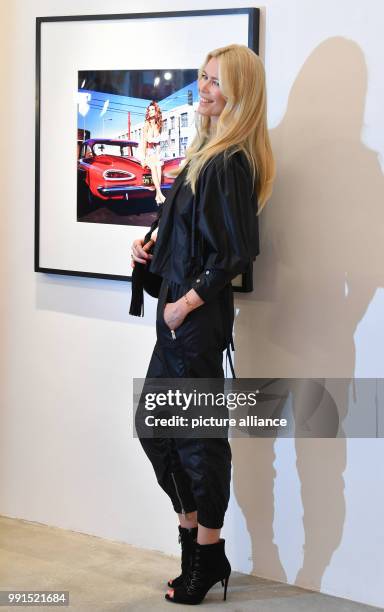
[149,150,260,303]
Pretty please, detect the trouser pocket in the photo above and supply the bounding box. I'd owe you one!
[155,280,229,376]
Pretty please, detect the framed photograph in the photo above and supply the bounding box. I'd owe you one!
[35,8,259,290]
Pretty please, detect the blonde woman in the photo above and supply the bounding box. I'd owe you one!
[140,100,165,204]
[131,44,275,605]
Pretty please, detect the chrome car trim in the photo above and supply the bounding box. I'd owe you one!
[97,184,172,196]
[102,169,136,181]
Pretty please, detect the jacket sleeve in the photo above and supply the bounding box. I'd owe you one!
[190,152,259,303]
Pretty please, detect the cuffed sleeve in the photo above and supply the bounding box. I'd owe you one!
[190,152,259,303]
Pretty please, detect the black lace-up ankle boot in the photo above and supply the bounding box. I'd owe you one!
[167,526,198,588]
[165,538,231,605]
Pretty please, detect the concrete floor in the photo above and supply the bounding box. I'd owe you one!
[0,515,381,612]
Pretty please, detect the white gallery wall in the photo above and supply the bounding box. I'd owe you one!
[1,0,384,609]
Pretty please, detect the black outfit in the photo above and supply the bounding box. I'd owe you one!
[137,150,259,529]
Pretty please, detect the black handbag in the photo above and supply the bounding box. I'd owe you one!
[129,217,162,317]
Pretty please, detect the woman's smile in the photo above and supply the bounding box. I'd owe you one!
[197,56,226,120]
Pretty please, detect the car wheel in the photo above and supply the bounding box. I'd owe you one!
[87,188,98,206]
[77,185,99,218]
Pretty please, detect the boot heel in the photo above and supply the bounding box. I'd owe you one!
[223,575,229,601]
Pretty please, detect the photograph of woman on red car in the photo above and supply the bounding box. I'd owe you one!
[76,69,197,228]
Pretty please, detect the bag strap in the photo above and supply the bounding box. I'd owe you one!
[143,213,160,246]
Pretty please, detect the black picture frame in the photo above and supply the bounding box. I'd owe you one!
[35,8,260,291]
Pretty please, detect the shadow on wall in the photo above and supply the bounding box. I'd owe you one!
[231,36,384,591]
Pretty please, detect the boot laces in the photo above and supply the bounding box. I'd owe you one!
[185,547,204,594]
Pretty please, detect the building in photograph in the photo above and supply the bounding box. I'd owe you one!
[117,100,198,161]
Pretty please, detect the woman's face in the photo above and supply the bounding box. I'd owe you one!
[197,57,226,123]
[148,105,156,118]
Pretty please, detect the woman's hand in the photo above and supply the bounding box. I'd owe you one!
[163,290,204,330]
[131,237,155,268]
[163,301,188,331]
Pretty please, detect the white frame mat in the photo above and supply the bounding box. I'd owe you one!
[35,9,259,283]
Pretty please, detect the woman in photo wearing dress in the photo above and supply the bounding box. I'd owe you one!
[141,100,166,204]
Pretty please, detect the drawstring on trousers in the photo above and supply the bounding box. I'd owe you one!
[225,335,236,379]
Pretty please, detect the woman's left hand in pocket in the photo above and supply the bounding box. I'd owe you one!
[163,301,187,331]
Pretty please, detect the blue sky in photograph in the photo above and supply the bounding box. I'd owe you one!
[77,80,198,141]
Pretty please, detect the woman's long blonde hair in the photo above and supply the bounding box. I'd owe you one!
[181,44,275,212]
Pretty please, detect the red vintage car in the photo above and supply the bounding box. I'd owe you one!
[77,138,184,204]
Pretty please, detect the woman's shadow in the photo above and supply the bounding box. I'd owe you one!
[231,37,384,590]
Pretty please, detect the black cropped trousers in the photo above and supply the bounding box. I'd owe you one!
[137,278,233,529]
